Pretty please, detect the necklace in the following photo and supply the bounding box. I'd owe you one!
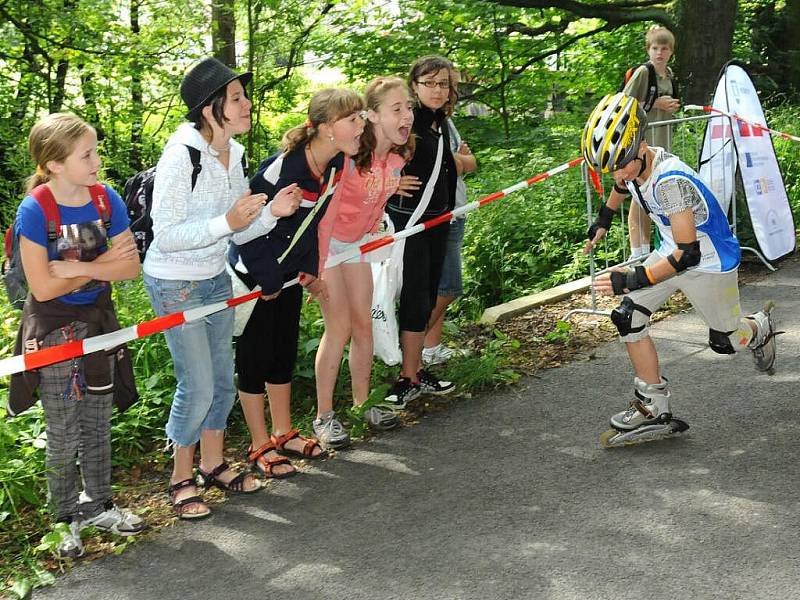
[306,143,324,177]
[207,141,230,157]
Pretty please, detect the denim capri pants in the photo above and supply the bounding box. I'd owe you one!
[143,270,236,447]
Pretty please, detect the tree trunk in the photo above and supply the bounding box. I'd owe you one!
[212,0,237,68]
[673,0,737,104]
[51,58,69,113]
[129,0,144,170]
[79,65,105,141]
[12,42,37,123]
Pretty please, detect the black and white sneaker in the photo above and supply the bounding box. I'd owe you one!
[416,369,455,395]
[384,377,421,410]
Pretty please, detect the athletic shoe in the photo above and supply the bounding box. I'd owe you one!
[313,411,351,449]
[416,369,455,395]
[81,502,145,536]
[421,344,458,366]
[384,377,421,409]
[747,304,777,374]
[610,377,671,431]
[363,406,400,431]
[55,520,85,559]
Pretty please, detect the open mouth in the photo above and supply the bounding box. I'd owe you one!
[398,126,410,141]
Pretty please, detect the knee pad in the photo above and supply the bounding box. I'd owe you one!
[708,328,736,354]
[611,297,652,340]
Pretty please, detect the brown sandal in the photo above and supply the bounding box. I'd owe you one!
[197,462,262,494]
[271,429,326,459]
[247,441,296,479]
[168,478,211,520]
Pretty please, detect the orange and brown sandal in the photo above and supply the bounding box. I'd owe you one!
[168,478,211,521]
[247,441,297,479]
[271,428,327,459]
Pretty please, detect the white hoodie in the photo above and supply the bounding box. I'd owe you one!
[143,123,249,280]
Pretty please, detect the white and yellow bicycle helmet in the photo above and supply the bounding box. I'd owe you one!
[582,93,647,173]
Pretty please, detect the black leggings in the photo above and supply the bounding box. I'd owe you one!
[234,281,303,391]
[388,209,449,333]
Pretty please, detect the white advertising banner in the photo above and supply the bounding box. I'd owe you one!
[699,63,795,261]
[698,75,737,215]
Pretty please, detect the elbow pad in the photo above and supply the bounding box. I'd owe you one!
[667,240,701,273]
[587,204,617,240]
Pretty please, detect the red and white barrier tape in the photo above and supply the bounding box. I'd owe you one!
[684,104,800,143]
[0,156,584,378]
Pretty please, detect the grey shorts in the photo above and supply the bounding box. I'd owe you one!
[328,233,375,265]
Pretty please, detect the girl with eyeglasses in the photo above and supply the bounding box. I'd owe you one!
[383,55,459,409]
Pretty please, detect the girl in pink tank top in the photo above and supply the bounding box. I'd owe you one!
[313,77,418,444]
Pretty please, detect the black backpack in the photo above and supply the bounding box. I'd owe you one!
[618,62,679,113]
[123,145,247,262]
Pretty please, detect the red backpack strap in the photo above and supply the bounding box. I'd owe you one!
[28,184,61,242]
[88,183,113,231]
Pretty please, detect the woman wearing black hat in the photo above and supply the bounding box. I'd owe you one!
[143,57,291,519]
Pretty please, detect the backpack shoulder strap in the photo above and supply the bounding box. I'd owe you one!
[28,184,61,242]
[642,62,659,112]
[88,183,113,231]
[185,145,203,191]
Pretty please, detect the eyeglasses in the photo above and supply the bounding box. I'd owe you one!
[416,80,450,89]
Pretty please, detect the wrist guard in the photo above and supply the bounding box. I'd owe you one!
[610,266,653,295]
[613,183,630,196]
[587,204,617,240]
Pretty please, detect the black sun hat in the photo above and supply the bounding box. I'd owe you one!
[181,57,253,122]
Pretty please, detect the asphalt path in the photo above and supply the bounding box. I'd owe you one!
[37,256,800,600]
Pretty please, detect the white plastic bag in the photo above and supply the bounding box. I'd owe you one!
[371,242,403,365]
[225,261,259,338]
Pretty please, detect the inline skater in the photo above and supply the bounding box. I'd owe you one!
[582,93,778,448]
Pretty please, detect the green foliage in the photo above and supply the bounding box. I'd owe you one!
[444,330,520,390]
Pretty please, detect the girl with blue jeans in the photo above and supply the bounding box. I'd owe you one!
[143,57,281,519]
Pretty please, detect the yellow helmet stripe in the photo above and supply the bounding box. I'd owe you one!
[599,95,637,171]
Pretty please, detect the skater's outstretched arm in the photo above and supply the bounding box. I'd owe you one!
[593,208,698,296]
[583,186,629,254]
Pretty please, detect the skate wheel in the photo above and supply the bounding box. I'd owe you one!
[599,429,619,448]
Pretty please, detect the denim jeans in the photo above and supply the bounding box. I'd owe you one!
[143,271,236,447]
[437,218,465,297]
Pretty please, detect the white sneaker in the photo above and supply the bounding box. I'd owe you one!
[747,303,777,374]
[422,344,457,366]
[55,520,85,559]
[313,411,351,449]
[81,503,145,536]
[363,405,400,431]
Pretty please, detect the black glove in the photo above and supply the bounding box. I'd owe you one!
[610,266,652,295]
[587,204,617,240]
